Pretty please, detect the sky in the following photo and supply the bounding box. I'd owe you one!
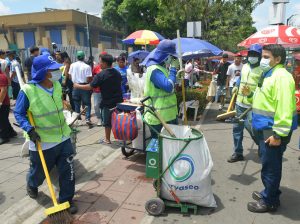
[0,0,300,30]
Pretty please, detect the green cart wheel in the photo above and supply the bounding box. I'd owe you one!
[145,198,165,216]
[121,147,135,157]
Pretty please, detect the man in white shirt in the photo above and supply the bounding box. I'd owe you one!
[226,53,243,97]
[69,51,93,124]
[8,51,24,100]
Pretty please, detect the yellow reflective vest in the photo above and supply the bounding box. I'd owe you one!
[252,64,297,137]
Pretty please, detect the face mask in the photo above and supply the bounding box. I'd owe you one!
[49,70,62,82]
[260,58,271,71]
[248,57,259,65]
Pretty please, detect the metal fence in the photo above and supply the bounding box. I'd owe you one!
[19,44,126,64]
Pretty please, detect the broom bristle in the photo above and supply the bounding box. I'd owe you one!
[48,210,72,224]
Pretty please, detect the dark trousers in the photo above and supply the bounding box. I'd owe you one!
[255,131,288,206]
[27,139,75,203]
[72,88,92,120]
[149,119,178,139]
[11,81,20,100]
[63,79,75,111]
[0,105,15,139]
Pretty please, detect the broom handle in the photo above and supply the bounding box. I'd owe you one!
[227,92,237,113]
[177,30,187,125]
[27,109,58,206]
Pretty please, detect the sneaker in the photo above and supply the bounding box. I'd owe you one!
[27,185,38,199]
[68,201,78,214]
[218,104,224,111]
[86,119,92,125]
[97,120,102,126]
[227,153,244,163]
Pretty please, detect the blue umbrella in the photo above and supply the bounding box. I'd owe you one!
[127,50,150,64]
[171,38,223,60]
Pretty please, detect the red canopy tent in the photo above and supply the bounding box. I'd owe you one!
[238,25,300,48]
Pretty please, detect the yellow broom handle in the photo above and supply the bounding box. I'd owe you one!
[227,92,237,113]
[27,111,58,206]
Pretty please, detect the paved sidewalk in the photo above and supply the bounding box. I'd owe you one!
[0,110,120,223]
[41,153,154,224]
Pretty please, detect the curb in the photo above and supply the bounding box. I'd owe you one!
[1,147,121,224]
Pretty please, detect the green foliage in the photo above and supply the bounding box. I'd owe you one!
[102,0,259,51]
[176,88,208,115]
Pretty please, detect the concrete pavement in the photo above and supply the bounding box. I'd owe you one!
[149,102,300,224]
[1,101,300,224]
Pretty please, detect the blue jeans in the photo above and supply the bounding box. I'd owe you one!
[93,92,102,120]
[255,132,286,207]
[232,104,253,155]
[27,139,75,203]
[72,88,92,120]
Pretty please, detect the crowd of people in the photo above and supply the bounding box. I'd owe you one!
[0,40,298,215]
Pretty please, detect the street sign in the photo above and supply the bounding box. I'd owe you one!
[187,21,201,37]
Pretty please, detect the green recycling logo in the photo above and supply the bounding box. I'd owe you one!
[168,154,195,182]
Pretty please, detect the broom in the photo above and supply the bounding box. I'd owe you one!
[14,64,72,223]
[216,92,237,120]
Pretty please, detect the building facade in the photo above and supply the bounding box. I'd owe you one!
[0,9,123,50]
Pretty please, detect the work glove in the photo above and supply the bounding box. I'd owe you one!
[170,58,180,70]
[176,69,185,79]
[27,128,41,143]
[232,86,238,95]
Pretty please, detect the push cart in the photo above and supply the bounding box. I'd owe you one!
[141,97,203,216]
[115,102,151,157]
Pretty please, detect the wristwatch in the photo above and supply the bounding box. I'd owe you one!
[273,132,281,140]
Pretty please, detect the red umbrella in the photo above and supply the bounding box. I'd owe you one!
[238,25,300,48]
[237,50,248,57]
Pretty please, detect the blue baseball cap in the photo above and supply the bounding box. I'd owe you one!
[40,48,51,56]
[142,40,176,67]
[248,44,262,55]
[30,55,62,83]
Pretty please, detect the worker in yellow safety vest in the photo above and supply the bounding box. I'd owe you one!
[14,54,78,214]
[242,44,297,213]
[143,40,180,138]
[227,44,263,163]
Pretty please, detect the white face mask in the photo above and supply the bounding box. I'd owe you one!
[260,58,271,71]
[49,70,62,82]
[248,57,259,65]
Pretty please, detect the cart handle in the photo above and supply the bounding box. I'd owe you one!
[140,96,151,104]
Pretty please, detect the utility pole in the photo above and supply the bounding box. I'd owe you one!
[85,11,93,69]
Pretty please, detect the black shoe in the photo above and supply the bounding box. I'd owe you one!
[247,200,278,213]
[252,191,263,201]
[227,153,244,163]
[68,201,78,214]
[27,185,38,199]
[0,138,9,145]
[8,130,18,138]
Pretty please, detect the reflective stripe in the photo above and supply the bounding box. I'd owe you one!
[33,108,63,118]
[240,82,257,87]
[273,124,291,129]
[252,108,275,117]
[36,120,65,130]
[151,93,174,100]
[155,104,177,110]
[273,127,291,135]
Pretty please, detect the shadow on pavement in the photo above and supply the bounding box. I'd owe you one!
[0,192,5,206]
[274,186,300,221]
[228,160,259,185]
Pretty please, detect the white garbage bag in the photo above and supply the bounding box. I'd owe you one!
[160,124,216,208]
[132,109,151,149]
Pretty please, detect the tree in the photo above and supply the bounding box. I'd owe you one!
[101,0,259,51]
